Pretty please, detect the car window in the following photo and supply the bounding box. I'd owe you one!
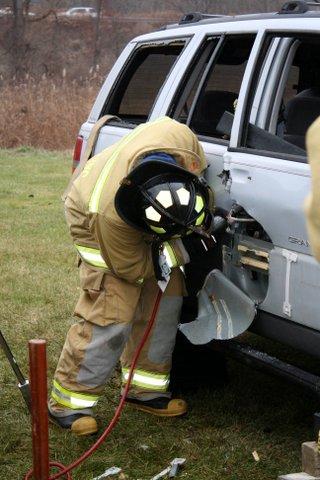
[169,37,220,124]
[170,34,256,142]
[103,40,187,125]
[239,34,320,160]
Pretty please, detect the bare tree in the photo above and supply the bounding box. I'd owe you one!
[9,0,27,77]
[1,0,62,77]
[93,0,103,68]
[172,0,213,14]
[168,0,282,15]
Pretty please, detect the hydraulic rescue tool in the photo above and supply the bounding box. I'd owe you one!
[0,329,31,412]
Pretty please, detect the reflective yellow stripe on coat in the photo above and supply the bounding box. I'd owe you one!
[122,367,170,391]
[74,243,144,284]
[75,244,108,269]
[163,242,179,268]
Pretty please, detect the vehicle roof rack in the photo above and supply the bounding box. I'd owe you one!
[161,2,320,31]
[279,0,320,14]
[179,12,227,25]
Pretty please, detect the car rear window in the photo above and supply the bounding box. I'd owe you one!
[103,41,187,125]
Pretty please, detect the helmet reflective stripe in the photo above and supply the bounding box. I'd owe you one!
[150,225,166,234]
[156,190,173,208]
[145,206,162,222]
[51,380,99,409]
[195,211,205,226]
[122,367,169,391]
[176,187,190,205]
[195,195,204,213]
[163,242,179,268]
[75,244,108,269]
[89,117,169,214]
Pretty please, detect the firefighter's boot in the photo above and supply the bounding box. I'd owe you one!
[49,410,98,436]
[125,396,187,417]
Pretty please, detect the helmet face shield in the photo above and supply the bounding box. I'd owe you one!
[115,160,212,240]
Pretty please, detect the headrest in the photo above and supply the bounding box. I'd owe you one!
[284,96,320,135]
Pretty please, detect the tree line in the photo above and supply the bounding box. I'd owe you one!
[0,0,285,81]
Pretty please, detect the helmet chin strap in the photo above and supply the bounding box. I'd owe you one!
[186,224,212,239]
[148,209,214,243]
[183,210,214,239]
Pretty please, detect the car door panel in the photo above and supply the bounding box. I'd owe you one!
[225,152,311,253]
[225,28,320,329]
[260,247,320,330]
[202,142,233,210]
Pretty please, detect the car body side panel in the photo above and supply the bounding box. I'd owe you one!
[224,152,311,253]
[201,142,233,210]
[261,247,320,330]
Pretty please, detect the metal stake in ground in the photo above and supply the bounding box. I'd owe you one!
[29,339,49,480]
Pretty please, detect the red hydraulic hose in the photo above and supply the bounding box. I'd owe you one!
[24,288,163,480]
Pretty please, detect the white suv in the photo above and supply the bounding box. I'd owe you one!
[72,0,320,417]
[64,7,97,18]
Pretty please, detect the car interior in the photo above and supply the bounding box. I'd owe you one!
[280,40,320,151]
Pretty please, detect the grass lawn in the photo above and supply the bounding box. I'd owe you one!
[0,147,319,480]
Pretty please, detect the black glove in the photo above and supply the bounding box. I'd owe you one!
[212,216,227,234]
[182,234,216,263]
[214,207,229,219]
[201,210,227,236]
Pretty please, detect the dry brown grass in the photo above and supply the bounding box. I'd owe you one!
[0,77,103,149]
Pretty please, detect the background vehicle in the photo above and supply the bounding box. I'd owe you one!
[64,7,97,18]
[72,0,320,422]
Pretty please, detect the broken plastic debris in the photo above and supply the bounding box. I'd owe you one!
[252,450,260,462]
[92,466,122,479]
[139,444,150,450]
[150,458,186,480]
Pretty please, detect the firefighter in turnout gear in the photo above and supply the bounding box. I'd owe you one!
[306,116,320,262]
[49,117,215,436]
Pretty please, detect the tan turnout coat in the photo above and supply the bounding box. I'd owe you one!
[65,116,207,325]
[306,116,320,261]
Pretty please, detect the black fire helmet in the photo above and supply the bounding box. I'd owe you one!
[115,160,213,240]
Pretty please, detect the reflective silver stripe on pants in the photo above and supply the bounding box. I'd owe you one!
[122,368,170,390]
[51,380,100,409]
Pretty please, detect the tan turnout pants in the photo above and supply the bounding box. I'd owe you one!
[50,262,183,416]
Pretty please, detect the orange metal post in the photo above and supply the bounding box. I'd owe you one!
[29,339,49,480]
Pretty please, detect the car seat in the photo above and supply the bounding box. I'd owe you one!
[283,89,320,150]
[191,90,238,137]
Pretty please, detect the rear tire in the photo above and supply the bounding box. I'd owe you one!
[314,412,320,442]
[170,328,228,393]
